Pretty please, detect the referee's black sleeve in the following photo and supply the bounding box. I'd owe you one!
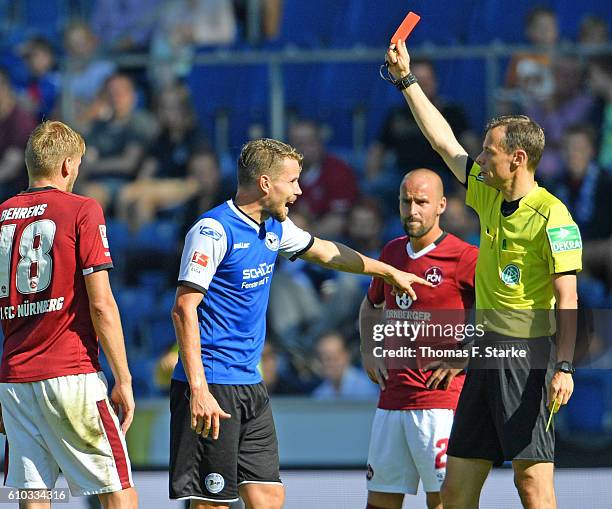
[463,157,473,189]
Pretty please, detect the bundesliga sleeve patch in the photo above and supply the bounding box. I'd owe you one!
[191,251,209,267]
[546,225,582,253]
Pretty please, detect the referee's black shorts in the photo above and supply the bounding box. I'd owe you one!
[169,380,281,502]
[447,334,555,466]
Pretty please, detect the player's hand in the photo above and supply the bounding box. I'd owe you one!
[110,382,136,434]
[362,352,388,391]
[385,269,433,301]
[190,388,231,440]
[547,371,574,410]
[423,361,463,390]
[385,38,411,81]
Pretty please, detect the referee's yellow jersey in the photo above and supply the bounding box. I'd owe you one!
[465,159,582,337]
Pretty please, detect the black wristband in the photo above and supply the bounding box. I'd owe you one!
[554,361,575,374]
[395,72,418,91]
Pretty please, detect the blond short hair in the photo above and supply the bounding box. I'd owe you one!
[237,138,303,186]
[25,121,86,179]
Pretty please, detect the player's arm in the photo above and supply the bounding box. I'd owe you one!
[548,273,577,408]
[171,286,207,394]
[172,217,232,438]
[171,285,231,439]
[386,38,469,183]
[300,237,432,300]
[85,269,135,433]
[359,297,388,390]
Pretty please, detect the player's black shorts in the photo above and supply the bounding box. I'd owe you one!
[447,334,555,466]
[169,380,281,502]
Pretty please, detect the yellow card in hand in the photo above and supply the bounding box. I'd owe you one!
[546,399,560,433]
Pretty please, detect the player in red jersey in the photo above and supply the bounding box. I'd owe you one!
[0,121,137,508]
[360,169,478,509]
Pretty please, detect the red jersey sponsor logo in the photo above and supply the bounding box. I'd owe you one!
[192,251,209,267]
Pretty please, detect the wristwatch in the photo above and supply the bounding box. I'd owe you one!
[554,361,575,374]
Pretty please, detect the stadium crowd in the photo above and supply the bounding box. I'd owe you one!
[0,1,610,445]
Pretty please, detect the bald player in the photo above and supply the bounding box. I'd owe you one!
[360,170,478,509]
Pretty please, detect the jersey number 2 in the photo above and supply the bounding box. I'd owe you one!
[435,438,449,469]
[0,220,56,297]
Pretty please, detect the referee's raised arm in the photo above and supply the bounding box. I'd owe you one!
[385,38,469,184]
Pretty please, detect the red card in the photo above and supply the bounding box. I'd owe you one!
[390,11,421,45]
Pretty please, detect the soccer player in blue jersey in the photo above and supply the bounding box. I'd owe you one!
[169,138,431,509]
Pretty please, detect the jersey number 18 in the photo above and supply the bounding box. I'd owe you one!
[0,220,56,297]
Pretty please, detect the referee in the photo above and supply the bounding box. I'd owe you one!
[384,39,580,509]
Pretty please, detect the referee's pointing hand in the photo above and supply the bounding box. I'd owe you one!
[190,388,231,439]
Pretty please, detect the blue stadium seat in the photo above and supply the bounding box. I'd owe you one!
[382,219,406,244]
[137,271,168,293]
[130,219,180,254]
[285,62,376,147]
[578,277,608,308]
[333,0,471,48]
[276,0,349,47]
[99,352,158,398]
[187,63,269,150]
[465,0,612,44]
[114,286,155,350]
[129,357,158,398]
[564,370,612,433]
[158,289,177,317]
[18,0,64,41]
[142,318,176,357]
[464,0,528,44]
[105,219,131,260]
[554,0,612,40]
[442,58,488,136]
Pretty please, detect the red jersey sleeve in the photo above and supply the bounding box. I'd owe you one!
[456,244,478,308]
[76,199,113,275]
[367,246,387,306]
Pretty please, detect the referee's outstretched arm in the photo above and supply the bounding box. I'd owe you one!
[385,38,469,184]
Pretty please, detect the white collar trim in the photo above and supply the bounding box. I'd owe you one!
[406,240,437,260]
[227,200,260,233]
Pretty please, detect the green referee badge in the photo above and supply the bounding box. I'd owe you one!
[546,225,582,253]
[501,264,521,285]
